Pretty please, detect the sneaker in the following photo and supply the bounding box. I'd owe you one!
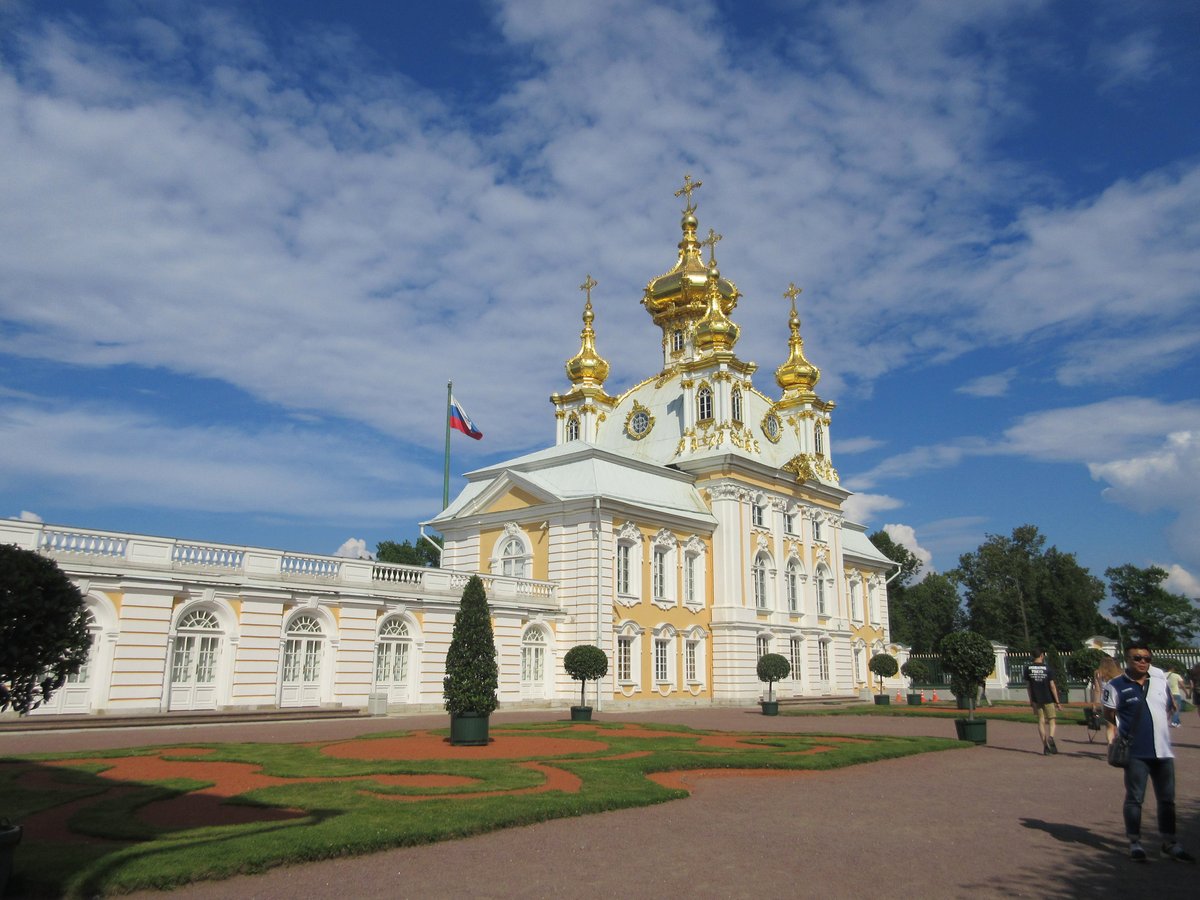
[1162,843,1195,862]
[1130,841,1147,861]
[1047,737,1058,755]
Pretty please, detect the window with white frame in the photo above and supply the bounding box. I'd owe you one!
[812,517,823,542]
[685,639,698,682]
[68,611,100,685]
[790,637,803,683]
[614,525,642,601]
[757,634,770,659]
[697,384,713,421]
[521,627,547,693]
[849,580,861,621]
[869,582,880,624]
[786,560,801,613]
[617,543,631,595]
[283,615,323,685]
[652,547,667,600]
[818,640,830,681]
[617,635,633,682]
[815,424,824,456]
[672,329,685,353]
[753,552,771,610]
[684,552,697,604]
[815,565,829,616]
[784,510,797,534]
[682,538,705,607]
[751,499,765,528]
[171,609,221,685]
[731,387,743,423]
[374,617,411,687]
[500,536,525,577]
[654,638,669,683]
[566,414,580,441]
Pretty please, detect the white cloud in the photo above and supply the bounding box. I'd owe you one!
[883,523,933,572]
[1057,330,1200,386]
[956,368,1016,397]
[1162,564,1200,600]
[836,436,885,455]
[16,510,42,522]
[334,537,373,560]
[842,491,901,526]
[1088,29,1162,92]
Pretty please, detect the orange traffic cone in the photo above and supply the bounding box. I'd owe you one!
[920,690,926,702]
[932,690,940,703]
[896,689,903,702]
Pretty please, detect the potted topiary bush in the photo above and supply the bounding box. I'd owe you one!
[940,630,995,744]
[868,653,898,705]
[757,653,791,715]
[564,644,608,722]
[0,545,93,894]
[443,575,498,746]
[901,658,928,705]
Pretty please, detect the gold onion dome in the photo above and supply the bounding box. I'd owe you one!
[642,175,739,330]
[693,263,740,353]
[775,283,820,394]
[565,275,609,385]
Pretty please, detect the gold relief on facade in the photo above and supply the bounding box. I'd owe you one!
[624,401,655,440]
[782,453,839,484]
[761,411,783,443]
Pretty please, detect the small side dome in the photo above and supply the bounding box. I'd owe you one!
[694,264,740,353]
[565,275,610,386]
[775,284,820,394]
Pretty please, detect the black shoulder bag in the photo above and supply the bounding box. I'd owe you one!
[1107,680,1146,768]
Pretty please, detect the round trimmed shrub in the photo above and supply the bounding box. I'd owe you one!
[757,653,791,702]
[564,644,608,708]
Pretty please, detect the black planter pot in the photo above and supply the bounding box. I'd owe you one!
[570,705,593,722]
[760,700,779,716]
[874,694,890,705]
[449,711,490,746]
[906,693,923,705]
[954,718,987,744]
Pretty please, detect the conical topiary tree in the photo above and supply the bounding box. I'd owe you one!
[443,575,498,717]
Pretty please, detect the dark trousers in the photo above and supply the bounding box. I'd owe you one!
[1123,757,1176,840]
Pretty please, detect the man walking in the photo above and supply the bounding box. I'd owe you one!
[1026,648,1062,754]
[1102,643,1194,862]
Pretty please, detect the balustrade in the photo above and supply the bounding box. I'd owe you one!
[172,544,245,569]
[40,529,128,558]
[280,555,342,578]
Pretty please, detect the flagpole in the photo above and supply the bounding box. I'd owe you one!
[443,380,453,511]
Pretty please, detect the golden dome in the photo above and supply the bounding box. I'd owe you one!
[642,175,739,332]
[565,274,610,385]
[693,263,740,354]
[775,283,820,394]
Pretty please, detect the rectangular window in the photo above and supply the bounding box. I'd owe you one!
[171,636,194,684]
[817,578,827,616]
[618,636,632,682]
[283,639,302,683]
[818,642,830,681]
[684,554,696,604]
[302,640,321,682]
[784,512,796,534]
[195,636,218,683]
[787,569,799,613]
[754,565,767,609]
[850,582,860,621]
[653,548,667,600]
[790,638,803,683]
[757,635,770,659]
[752,503,765,527]
[813,519,823,541]
[617,544,631,595]
[686,640,698,682]
[654,640,669,682]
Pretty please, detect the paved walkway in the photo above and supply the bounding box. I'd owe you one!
[7,708,1198,898]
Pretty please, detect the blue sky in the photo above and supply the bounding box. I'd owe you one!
[1,0,1198,602]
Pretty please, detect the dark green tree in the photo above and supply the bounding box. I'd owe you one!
[0,545,92,714]
[889,573,963,652]
[756,653,791,703]
[564,644,608,709]
[940,630,995,721]
[1106,564,1200,647]
[377,535,442,567]
[954,524,1105,652]
[868,530,923,589]
[868,652,898,695]
[442,575,498,715]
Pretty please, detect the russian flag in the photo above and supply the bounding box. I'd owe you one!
[449,395,483,440]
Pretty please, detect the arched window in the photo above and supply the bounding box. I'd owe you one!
[566,414,580,441]
[786,560,802,613]
[753,552,771,610]
[501,536,526,577]
[171,610,221,691]
[521,627,547,696]
[697,384,713,422]
[731,387,743,423]
[375,618,411,690]
[815,424,824,456]
[283,614,323,696]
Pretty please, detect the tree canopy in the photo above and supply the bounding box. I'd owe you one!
[1106,564,1200,647]
[954,524,1106,651]
[869,531,962,652]
[0,544,93,714]
[377,536,442,568]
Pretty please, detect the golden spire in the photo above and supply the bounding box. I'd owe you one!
[565,274,610,385]
[701,227,722,266]
[674,173,703,213]
[775,282,821,394]
[693,263,740,354]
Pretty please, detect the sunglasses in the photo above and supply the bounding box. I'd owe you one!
[1129,655,1152,662]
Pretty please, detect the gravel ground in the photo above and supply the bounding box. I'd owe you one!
[8,706,1197,899]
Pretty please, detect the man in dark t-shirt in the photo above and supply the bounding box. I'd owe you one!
[1026,648,1061,755]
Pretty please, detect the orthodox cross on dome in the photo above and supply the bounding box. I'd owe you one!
[701,228,722,265]
[580,274,597,304]
[784,282,802,312]
[674,173,703,213]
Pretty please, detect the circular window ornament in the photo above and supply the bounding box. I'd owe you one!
[624,402,655,440]
[762,412,783,443]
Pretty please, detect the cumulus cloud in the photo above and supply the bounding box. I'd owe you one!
[842,492,901,526]
[334,537,373,560]
[1162,564,1200,600]
[883,523,933,572]
[16,510,43,522]
[956,369,1016,397]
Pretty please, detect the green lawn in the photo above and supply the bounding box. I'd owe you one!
[782,702,1098,726]
[2,721,962,897]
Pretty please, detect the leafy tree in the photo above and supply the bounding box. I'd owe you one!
[868,653,898,695]
[889,572,963,652]
[564,644,608,709]
[756,653,791,702]
[1106,564,1200,648]
[442,575,498,715]
[940,631,995,721]
[0,545,92,714]
[1066,648,1109,684]
[900,658,929,683]
[868,530,922,589]
[377,535,442,568]
[954,524,1105,652]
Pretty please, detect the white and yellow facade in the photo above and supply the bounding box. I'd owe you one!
[2,179,893,717]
